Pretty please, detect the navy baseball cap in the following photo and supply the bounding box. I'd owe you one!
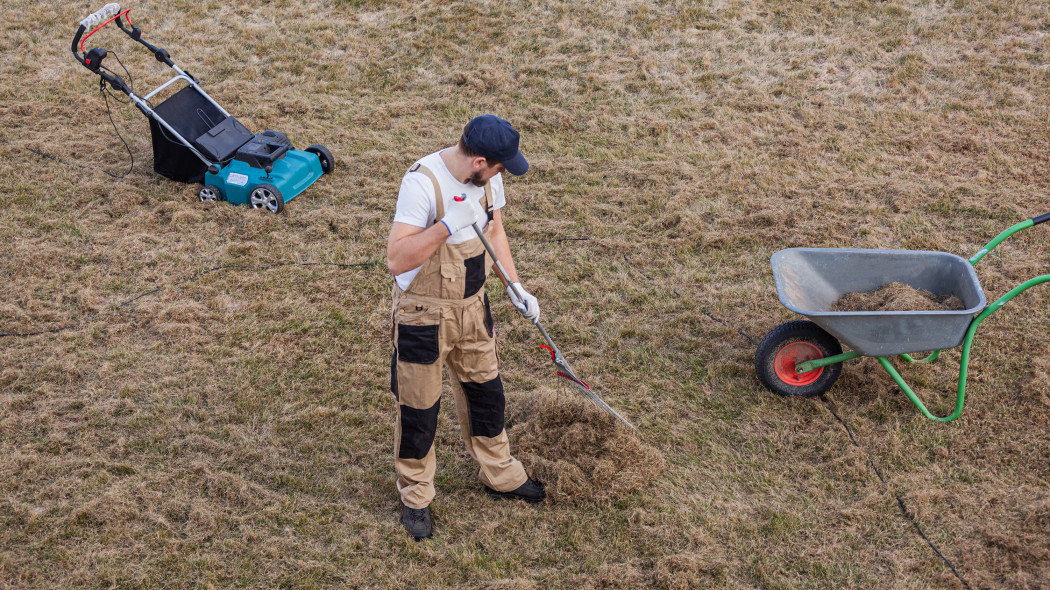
[462,114,529,175]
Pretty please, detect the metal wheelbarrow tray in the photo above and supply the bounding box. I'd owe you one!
[754,213,1050,422]
[771,248,986,357]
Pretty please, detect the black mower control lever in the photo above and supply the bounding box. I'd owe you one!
[113,16,175,67]
[100,72,130,95]
[84,47,107,70]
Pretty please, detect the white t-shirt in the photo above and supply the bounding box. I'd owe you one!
[392,150,506,290]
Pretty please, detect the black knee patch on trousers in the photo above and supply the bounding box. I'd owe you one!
[460,377,505,438]
[399,400,440,460]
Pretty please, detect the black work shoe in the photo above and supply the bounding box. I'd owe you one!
[484,478,546,503]
[401,505,432,541]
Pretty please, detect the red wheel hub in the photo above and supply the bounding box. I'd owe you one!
[773,341,824,386]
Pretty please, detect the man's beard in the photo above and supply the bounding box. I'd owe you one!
[468,170,487,187]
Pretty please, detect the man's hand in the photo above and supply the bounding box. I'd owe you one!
[507,282,540,322]
[440,196,485,236]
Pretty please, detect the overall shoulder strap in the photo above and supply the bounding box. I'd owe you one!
[483,180,493,221]
[409,163,444,219]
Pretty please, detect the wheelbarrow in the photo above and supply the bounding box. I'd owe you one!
[754,212,1050,422]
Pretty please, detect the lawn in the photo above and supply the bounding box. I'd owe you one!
[1,1,1048,587]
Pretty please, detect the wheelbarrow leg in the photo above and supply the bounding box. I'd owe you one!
[875,357,966,423]
[876,274,1050,422]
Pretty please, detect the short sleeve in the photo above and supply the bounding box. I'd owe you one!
[490,173,506,211]
[393,171,436,228]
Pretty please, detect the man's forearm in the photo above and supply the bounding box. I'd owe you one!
[488,224,520,285]
[387,223,450,276]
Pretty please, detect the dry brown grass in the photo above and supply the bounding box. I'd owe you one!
[2,0,1050,587]
[510,391,665,505]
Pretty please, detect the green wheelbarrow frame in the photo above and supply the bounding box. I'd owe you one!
[756,212,1050,422]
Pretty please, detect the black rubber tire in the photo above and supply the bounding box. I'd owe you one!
[755,320,844,398]
[249,183,284,213]
[305,144,334,175]
[198,184,224,202]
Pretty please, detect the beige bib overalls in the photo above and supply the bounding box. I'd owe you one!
[391,164,528,509]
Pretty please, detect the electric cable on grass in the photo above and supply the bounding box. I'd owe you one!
[528,237,592,245]
[0,261,380,338]
[619,250,970,587]
[2,200,974,581]
[97,52,135,178]
[821,396,972,590]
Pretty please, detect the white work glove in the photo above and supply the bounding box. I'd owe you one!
[507,282,540,322]
[439,195,485,236]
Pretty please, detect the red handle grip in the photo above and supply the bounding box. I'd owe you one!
[79,8,132,54]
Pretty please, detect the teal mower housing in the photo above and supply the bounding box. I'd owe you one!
[71,3,333,213]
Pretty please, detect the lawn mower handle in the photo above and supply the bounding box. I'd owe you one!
[114,13,175,67]
[80,3,121,30]
[72,3,176,75]
[72,3,121,58]
[71,18,131,94]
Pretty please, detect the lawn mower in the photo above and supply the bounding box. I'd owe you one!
[754,212,1050,422]
[71,3,333,213]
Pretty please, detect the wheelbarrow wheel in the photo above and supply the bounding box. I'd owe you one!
[755,320,843,398]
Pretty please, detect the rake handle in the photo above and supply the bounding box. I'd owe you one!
[469,223,637,432]
[472,222,547,333]
[470,222,562,356]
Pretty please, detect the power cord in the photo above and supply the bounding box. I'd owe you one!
[619,249,970,587]
[623,253,759,346]
[97,51,134,179]
[821,396,972,589]
[0,231,982,586]
[2,236,611,338]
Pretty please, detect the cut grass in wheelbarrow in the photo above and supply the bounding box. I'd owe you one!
[755,212,1050,422]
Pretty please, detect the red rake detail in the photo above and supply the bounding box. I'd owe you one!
[540,346,591,390]
[556,371,590,390]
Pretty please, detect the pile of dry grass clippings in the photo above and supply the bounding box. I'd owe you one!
[508,390,664,506]
[831,282,966,312]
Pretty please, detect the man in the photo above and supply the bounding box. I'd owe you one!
[386,114,546,541]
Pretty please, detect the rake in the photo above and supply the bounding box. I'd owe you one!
[471,223,636,432]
